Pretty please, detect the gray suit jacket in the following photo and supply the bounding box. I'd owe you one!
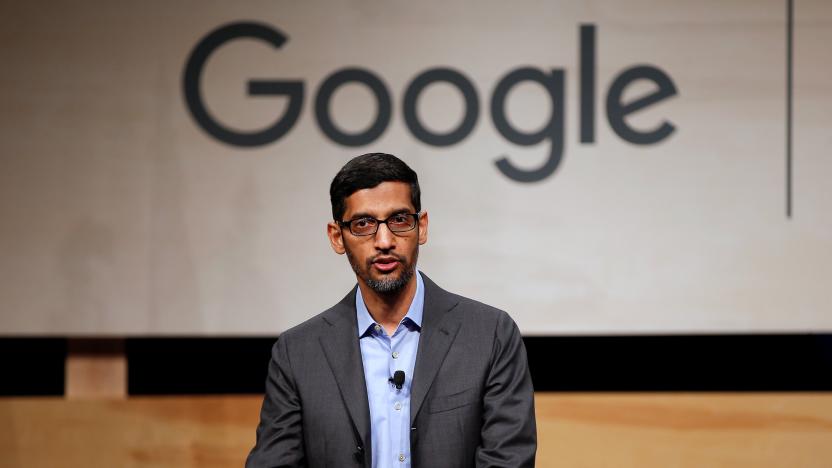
[246,273,536,468]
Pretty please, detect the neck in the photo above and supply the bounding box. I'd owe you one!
[358,272,418,336]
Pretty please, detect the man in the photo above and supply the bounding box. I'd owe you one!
[247,153,536,468]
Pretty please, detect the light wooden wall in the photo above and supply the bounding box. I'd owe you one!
[1,393,830,467]
[3,0,831,337]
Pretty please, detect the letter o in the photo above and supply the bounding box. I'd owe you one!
[403,68,479,146]
[315,68,392,147]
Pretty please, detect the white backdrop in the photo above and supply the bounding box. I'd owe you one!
[1,0,830,335]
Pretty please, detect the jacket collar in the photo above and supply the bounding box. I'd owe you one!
[318,272,462,459]
[408,273,461,424]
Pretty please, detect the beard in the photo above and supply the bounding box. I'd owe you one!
[345,245,419,295]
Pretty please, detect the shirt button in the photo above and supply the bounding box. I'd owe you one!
[398,454,405,462]
[394,402,402,410]
[392,351,399,359]
[374,324,381,333]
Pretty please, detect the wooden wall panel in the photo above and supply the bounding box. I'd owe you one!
[0,396,260,467]
[65,339,126,399]
[1,393,831,467]
[535,393,832,468]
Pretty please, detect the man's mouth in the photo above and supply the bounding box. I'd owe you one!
[372,256,401,273]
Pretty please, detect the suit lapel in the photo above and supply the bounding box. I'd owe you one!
[318,289,372,455]
[410,273,461,425]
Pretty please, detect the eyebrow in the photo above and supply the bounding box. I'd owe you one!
[348,208,412,221]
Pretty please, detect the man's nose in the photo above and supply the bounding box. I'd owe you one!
[374,222,395,250]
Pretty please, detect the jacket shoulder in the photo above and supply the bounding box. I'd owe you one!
[453,293,506,316]
[276,300,348,342]
[439,287,520,335]
[422,272,512,322]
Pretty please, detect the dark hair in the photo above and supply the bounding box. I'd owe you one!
[330,153,421,221]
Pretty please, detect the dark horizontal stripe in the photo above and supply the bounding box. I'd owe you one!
[0,338,66,396]
[524,334,832,391]
[1,335,831,396]
[127,334,832,394]
[126,338,274,395]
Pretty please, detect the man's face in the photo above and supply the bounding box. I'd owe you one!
[327,181,428,294]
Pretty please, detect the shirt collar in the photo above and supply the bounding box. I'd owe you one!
[356,270,424,337]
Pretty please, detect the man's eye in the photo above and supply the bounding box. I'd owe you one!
[390,214,408,224]
[354,218,374,228]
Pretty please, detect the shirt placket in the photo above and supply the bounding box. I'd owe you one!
[369,324,391,468]
[389,324,409,466]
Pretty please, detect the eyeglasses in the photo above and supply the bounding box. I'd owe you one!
[338,212,420,236]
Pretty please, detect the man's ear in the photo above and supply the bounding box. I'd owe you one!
[417,211,428,245]
[327,221,346,255]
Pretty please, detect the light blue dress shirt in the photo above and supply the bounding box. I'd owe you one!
[356,271,424,468]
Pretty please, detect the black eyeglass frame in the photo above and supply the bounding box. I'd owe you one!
[337,212,421,236]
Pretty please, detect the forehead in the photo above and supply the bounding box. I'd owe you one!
[343,181,414,218]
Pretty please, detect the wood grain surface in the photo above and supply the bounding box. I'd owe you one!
[65,339,127,399]
[1,393,830,467]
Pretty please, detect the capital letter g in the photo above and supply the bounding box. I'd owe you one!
[183,22,303,147]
